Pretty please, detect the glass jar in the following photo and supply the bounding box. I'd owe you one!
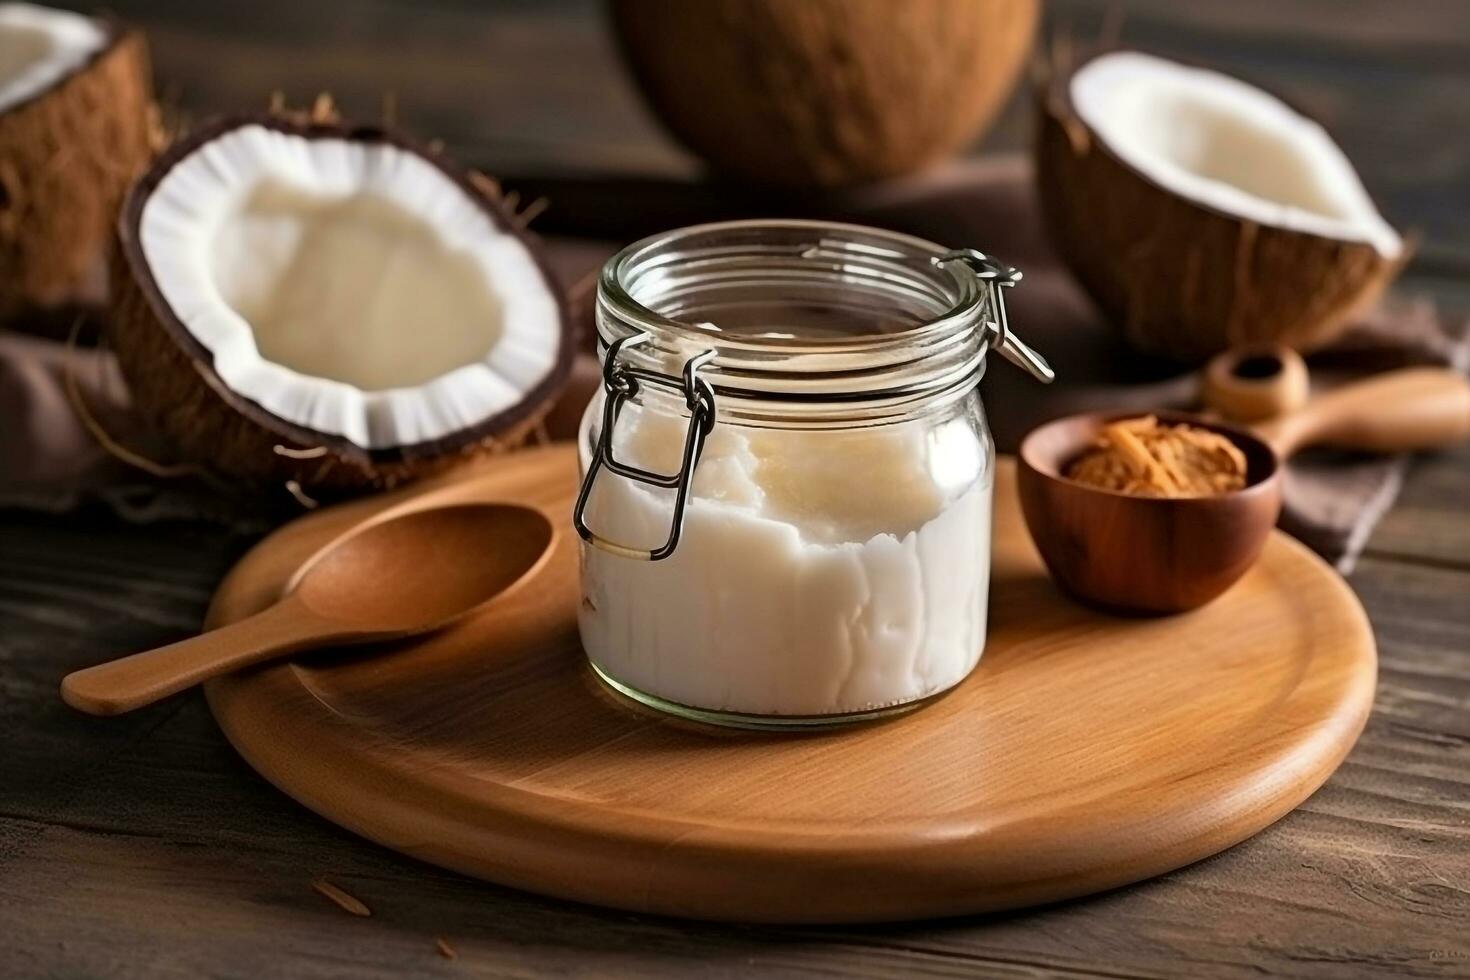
[575,220,1052,729]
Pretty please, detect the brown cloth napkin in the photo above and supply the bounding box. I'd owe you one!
[2,157,1466,572]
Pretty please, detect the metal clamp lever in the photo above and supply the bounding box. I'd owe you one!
[937,249,1054,384]
[573,332,717,561]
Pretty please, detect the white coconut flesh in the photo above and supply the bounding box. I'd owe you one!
[138,124,563,450]
[1071,52,1401,258]
[0,3,105,113]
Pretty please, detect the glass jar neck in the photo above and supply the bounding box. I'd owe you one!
[595,220,997,427]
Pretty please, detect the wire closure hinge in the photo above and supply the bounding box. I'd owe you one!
[936,249,1054,384]
[573,332,717,561]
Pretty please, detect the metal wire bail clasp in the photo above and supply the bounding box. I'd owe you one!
[936,249,1055,384]
[573,332,717,561]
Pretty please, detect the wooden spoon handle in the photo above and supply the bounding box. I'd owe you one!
[61,596,340,716]
[1252,367,1470,459]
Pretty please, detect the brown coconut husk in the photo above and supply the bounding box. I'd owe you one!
[108,107,573,496]
[0,23,157,330]
[1034,46,1406,363]
[611,0,1038,187]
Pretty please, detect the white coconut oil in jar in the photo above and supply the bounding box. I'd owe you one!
[575,220,1052,728]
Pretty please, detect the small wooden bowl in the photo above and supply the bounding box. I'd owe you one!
[1017,412,1282,614]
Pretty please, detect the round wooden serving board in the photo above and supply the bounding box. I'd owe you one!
[206,446,1375,923]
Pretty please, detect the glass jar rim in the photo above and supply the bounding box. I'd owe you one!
[600,219,986,346]
[595,219,1016,423]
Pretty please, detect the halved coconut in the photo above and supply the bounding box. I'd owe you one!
[111,115,574,493]
[0,3,154,323]
[1036,50,1404,361]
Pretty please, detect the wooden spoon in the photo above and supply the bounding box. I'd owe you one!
[61,503,554,715]
[1018,367,1470,614]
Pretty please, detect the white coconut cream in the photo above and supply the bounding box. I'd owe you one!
[578,398,993,718]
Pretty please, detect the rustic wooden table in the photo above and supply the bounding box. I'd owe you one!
[4,2,1467,977]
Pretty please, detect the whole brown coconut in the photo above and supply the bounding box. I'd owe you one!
[611,0,1038,186]
[1035,50,1404,362]
[111,114,573,495]
[0,18,155,325]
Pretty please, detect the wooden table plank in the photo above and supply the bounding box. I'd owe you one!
[1368,454,1470,569]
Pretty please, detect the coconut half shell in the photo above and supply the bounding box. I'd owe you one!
[612,0,1038,187]
[111,115,574,493]
[0,4,155,325]
[1036,50,1404,362]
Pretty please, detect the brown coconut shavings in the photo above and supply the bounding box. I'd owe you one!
[1066,416,1248,497]
[311,878,372,917]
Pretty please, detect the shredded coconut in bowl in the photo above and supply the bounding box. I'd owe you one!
[1067,416,1247,497]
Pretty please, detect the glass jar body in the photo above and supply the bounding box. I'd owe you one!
[576,386,995,728]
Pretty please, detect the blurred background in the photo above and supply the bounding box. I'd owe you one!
[86,0,1469,290]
